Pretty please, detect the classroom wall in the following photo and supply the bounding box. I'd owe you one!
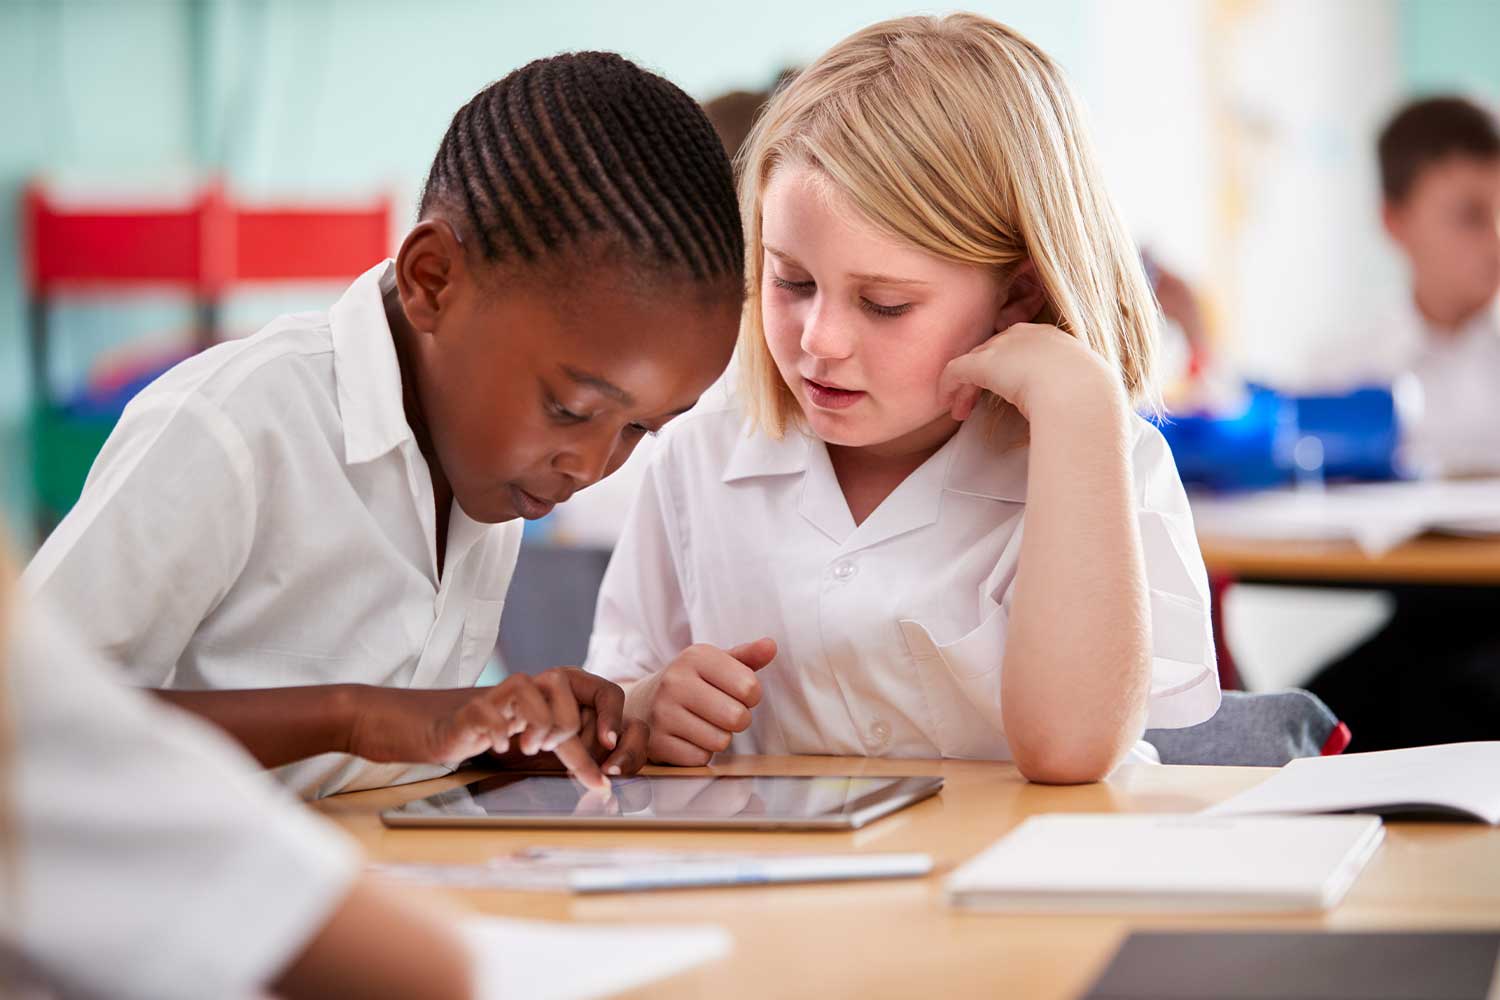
[3,0,1495,548]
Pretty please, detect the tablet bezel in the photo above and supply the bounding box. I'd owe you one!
[379,773,944,831]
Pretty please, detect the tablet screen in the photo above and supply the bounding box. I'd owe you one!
[382,773,942,829]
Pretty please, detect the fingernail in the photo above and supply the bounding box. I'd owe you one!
[605,730,618,749]
[606,765,622,776]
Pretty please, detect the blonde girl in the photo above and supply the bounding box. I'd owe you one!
[587,13,1220,783]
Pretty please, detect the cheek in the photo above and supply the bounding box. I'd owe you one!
[761,300,803,367]
[872,320,985,397]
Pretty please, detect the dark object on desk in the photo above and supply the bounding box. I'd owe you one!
[1144,689,1349,766]
[1081,931,1500,1000]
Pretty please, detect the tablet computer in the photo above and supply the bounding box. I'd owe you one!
[380,773,943,830]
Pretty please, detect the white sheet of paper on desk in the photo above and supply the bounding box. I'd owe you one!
[371,847,933,893]
[461,916,730,1000]
[1189,478,1500,555]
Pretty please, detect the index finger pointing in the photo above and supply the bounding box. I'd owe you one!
[552,736,609,791]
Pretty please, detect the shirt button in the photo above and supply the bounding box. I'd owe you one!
[866,720,892,751]
[831,560,858,581]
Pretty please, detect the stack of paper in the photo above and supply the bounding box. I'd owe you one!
[946,814,1384,912]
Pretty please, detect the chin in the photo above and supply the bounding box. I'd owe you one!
[800,407,892,448]
[454,491,519,525]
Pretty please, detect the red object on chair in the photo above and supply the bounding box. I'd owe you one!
[1320,721,1352,756]
[1208,572,1242,691]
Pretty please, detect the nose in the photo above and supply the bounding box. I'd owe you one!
[552,424,630,489]
[799,299,856,362]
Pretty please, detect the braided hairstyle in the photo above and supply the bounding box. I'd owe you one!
[420,52,744,292]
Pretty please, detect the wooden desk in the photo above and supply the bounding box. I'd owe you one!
[1199,534,1500,588]
[317,756,1500,999]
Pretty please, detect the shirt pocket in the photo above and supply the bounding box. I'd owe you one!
[898,597,1007,679]
[896,599,1011,759]
[459,598,506,678]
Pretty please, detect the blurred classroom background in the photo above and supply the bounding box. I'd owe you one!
[4,0,1499,709]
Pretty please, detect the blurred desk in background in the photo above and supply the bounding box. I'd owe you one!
[1199,534,1500,588]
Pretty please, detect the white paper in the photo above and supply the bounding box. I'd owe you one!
[372,847,932,893]
[461,917,731,1000]
[1189,478,1500,555]
[1206,742,1500,824]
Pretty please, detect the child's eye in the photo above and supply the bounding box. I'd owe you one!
[771,274,815,294]
[546,398,589,424]
[861,298,913,318]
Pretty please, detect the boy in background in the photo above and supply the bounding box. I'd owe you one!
[1309,95,1500,751]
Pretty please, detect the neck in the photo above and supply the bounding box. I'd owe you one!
[825,413,965,526]
[383,289,441,469]
[383,288,454,574]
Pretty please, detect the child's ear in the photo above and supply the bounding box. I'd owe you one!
[392,219,468,333]
[995,257,1047,331]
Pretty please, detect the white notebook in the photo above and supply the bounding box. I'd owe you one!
[1205,742,1500,824]
[946,814,1384,913]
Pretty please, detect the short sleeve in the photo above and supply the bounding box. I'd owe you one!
[21,389,258,686]
[7,599,361,1000]
[584,447,692,687]
[1134,420,1222,729]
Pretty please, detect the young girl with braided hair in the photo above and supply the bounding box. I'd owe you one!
[25,51,744,797]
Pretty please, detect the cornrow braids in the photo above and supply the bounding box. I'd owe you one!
[420,52,744,285]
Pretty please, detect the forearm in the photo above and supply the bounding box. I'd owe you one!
[273,876,475,1000]
[152,685,471,768]
[1002,386,1151,783]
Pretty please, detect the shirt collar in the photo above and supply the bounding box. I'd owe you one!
[329,260,414,466]
[721,414,1029,548]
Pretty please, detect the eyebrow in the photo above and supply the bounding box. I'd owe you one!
[763,244,930,287]
[562,366,635,407]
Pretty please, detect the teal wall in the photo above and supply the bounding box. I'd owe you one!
[1397,0,1500,100]
[0,0,1087,548]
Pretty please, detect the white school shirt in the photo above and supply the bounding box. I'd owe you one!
[23,261,523,797]
[4,598,361,1000]
[586,395,1221,761]
[1315,297,1500,477]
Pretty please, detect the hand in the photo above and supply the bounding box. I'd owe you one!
[348,672,612,790]
[639,639,777,766]
[488,668,649,778]
[939,322,1122,423]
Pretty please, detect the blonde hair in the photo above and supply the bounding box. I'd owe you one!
[735,13,1161,436]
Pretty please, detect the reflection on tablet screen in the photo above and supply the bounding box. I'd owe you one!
[397,775,913,821]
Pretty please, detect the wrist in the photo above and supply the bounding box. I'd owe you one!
[336,684,377,757]
[1025,361,1130,428]
[623,670,666,723]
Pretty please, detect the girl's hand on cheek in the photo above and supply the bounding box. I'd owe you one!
[939,322,1123,423]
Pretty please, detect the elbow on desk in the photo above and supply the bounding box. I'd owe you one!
[1010,736,1127,786]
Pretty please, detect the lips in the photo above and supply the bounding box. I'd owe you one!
[508,484,557,520]
[802,376,867,411]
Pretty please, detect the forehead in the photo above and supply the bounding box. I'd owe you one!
[1410,155,1500,204]
[760,165,986,287]
[762,165,904,258]
[513,278,737,411]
